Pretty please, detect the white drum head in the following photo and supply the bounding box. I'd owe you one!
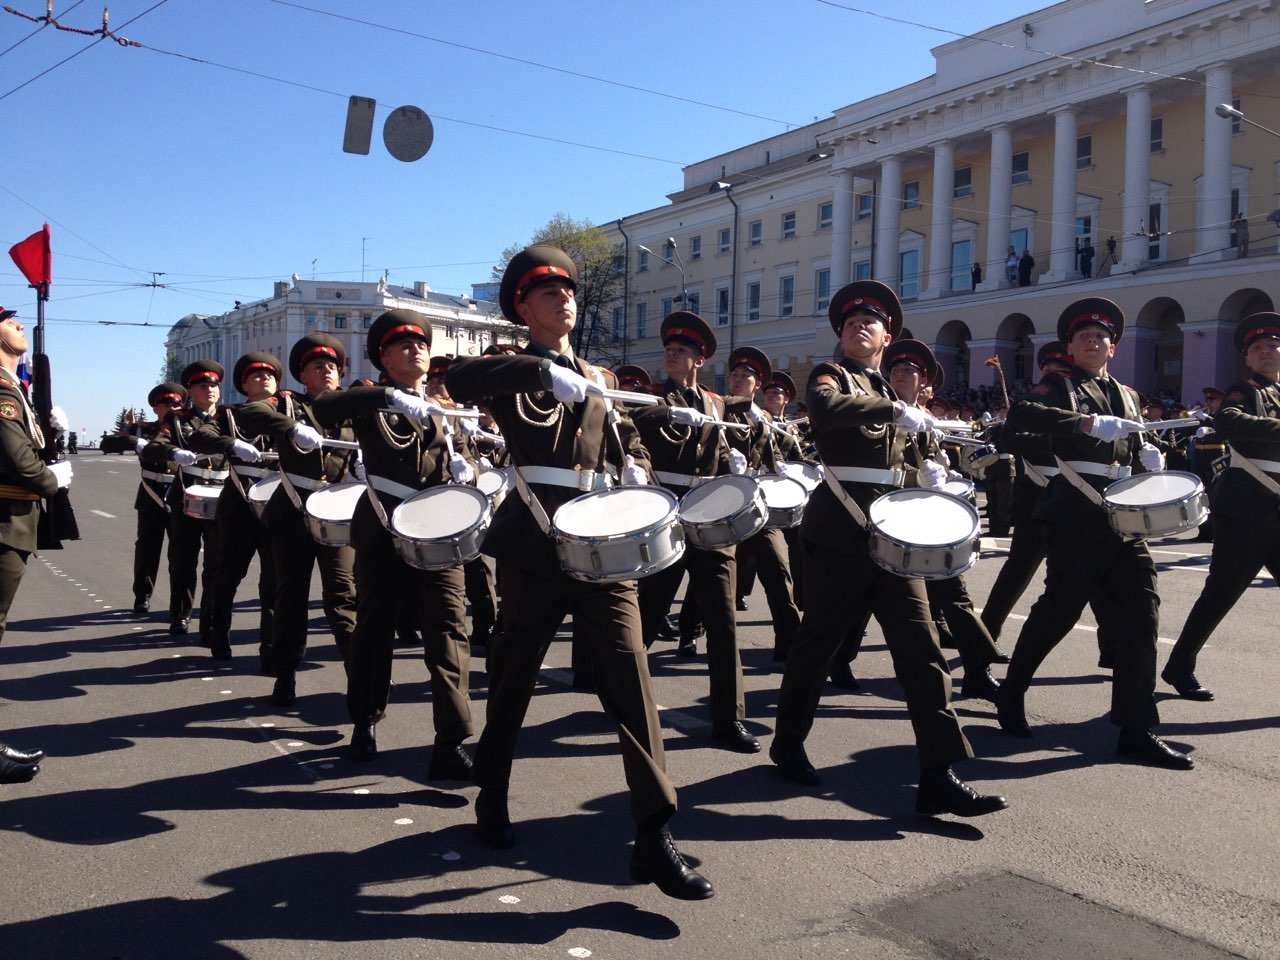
[392,485,486,539]
[777,461,821,490]
[941,479,974,498]
[477,468,510,498]
[869,489,977,546]
[1106,471,1201,506]
[249,476,281,503]
[555,487,675,538]
[758,475,807,509]
[680,475,757,523]
[307,482,365,521]
[185,484,221,500]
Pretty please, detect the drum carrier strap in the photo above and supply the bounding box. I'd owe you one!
[1228,445,1280,498]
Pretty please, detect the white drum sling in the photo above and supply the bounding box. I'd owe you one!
[1102,470,1207,539]
[247,475,281,521]
[182,484,222,521]
[304,481,365,547]
[867,488,981,579]
[390,484,491,571]
[678,475,768,549]
[552,486,684,583]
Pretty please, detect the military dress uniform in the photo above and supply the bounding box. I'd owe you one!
[313,312,474,778]
[997,299,1190,769]
[141,361,227,641]
[1163,314,1280,701]
[185,352,281,662]
[236,335,359,704]
[631,312,758,752]
[132,383,185,614]
[446,244,712,901]
[1186,386,1227,542]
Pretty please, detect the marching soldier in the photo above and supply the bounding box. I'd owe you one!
[141,360,227,643]
[760,371,809,614]
[630,311,760,753]
[184,352,280,664]
[1162,313,1280,701]
[771,281,1006,816]
[235,333,359,704]
[131,383,185,616]
[615,364,653,395]
[312,311,475,781]
[447,244,712,900]
[996,298,1192,770]
[0,306,69,783]
[982,399,1014,536]
[1186,386,1227,542]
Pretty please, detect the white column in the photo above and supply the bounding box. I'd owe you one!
[1194,62,1233,261]
[873,155,902,284]
[1118,86,1152,272]
[922,141,954,299]
[1043,106,1079,282]
[829,169,855,290]
[979,124,1013,292]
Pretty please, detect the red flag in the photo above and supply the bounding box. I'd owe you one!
[9,224,52,288]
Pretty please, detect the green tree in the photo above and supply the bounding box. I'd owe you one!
[494,213,623,362]
[159,351,182,384]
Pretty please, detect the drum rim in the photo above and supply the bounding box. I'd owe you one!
[758,474,808,508]
[304,481,366,520]
[390,483,491,543]
[1103,469,1204,505]
[868,548,980,581]
[559,534,686,583]
[678,476,766,529]
[868,488,980,549]
[553,486,681,544]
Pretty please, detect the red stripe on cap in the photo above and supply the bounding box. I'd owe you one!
[842,295,889,321]
[155,393,182,404]
[189,371,220,385]
[733,357,766,380]
[1066,312,1115,337]
[1040,350,1069,364]
[890,349,931,374]
[1245,325,1280,343]
[383,323,427,343]
[514,264,571,301]
[664,325,706,351]
[301,345,338,367]
[242,361,276,378]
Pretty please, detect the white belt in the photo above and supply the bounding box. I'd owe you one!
[283,471,326,491]
[182,465,229,482]
[141,470,174,484]
[367,474,419,501]
[234,465,271,479]
[1021,458,1060,487]
[828,465,905,487]
[1062,460,1130,480]
[654,470,701,488]
[1233,452,1280,476]
[518,465,613,493]
[997,453,1015,462]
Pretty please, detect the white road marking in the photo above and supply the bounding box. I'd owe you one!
[987,609,1179,646]
[499,895,520,904]
[441,851,461,862]
[393,818,413,826]
[352,788,370,795]
[90,509,116,518]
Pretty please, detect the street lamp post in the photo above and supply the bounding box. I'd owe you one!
[1216,103,1280,139]
[637,240,688,311]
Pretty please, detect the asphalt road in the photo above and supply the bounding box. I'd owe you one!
[0,454,1276,959]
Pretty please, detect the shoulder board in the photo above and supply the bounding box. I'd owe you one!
[704,389,721,399]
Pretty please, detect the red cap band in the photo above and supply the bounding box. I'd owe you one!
[1066,312,1115,337]
[382,323,427,346]
[1244,325,1280,346]
[1039,350,1069,366]
[514,264,571,302]
[301,345,338,368]
[189,371,221,386]
[732,358,766,380]
[155,393,182,405]
[664,325,707,353]
[242,361,276,379]
[842,295,889,322]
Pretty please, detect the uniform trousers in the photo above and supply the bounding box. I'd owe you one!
[476,563,677,829]
[775,532,972,769]
[348,500,472,744]
[132,488,169,604]
[1166,510,1280,676]
[638,544,745,730]
[208,485,275,656]
[784,526,804,612]
[1004,517,1159,730]
[985,459,1014,536]
[0,544,29,645]
[268,493,356,675]
[735,527,801,656]
[464,556,497,642]
[979,482,1047,642]
[167,489,219,638]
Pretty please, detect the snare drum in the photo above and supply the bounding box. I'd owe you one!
[867,489,981,580]
[552,486,684,583]
[247,476,281,520]
[940,477,976,505]
[1103,470,1208,539]
[390,485,491,571]
[182,483,222,521]
[777,460,823,493]
[476,466,513,510]
[304,482,365,546]
[679,475,768,549]
[757,475,808,530]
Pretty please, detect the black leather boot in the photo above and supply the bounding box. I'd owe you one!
[996,684,1032,737]
[270,673,296,707]
[1117,729,1194,770]
[768,738,821,786]
[631,828,714,900]
[916,766,1008,818]
[0,754,39,784]
[475,788,516,848]
[0,742,44,764]
[429,742,474,782]
[350,722,377,762]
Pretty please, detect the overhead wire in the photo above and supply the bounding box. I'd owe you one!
[0,0,85,59]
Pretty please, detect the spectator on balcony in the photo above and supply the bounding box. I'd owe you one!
[1233,213,1249,258]
[1005,247,1018,285]
[1017,249,1035,287]
[1079,239,1095,279]
[971,261,983,291]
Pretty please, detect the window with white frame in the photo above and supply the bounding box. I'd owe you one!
[661,296,673,318]
[689,236,701,259]
[362,313,373,328]
[952,168,972,199]
[781,211,796,240]
[902,181,920,209]
[638,249,649,272]
[814,268,831,312]
[899,249,920,299]
[749,220,763,246]
[854,260,872,280]
[747,281,761,322]
[1076,135,1092,169]
[1150,117,1163,152]
[818,201,833,229]
[1011,151,1030,184]
[718,227,731,254]
[716,286,730,327]
[334,314,347,329]
[635,301,648,339]
[612,306,624,341]
[856,194,873,220]
[950,240,972,292]
[778,275,795,317]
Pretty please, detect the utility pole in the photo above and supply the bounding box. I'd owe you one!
[361,238,371,282]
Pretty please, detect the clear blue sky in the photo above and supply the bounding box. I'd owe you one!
[0,0,1042,439]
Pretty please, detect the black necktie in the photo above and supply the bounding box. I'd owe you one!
[553,353,576,371]
[867,371,890,399]
[683,387,700,409]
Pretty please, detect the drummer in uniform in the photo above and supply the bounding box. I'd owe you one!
[723,346,802,663]
[236,333,359,705]
[630,311,760,754]
[760,371,809,613]
[771,281,1006,817]
[312,312,476,780]
[615,364,653,395]
[446,244,713,900]
[1187,386,1227,541]
[1162,314,1280,701]
[996,298,1192,770]
[131,383,185,616]
[141,360,227,643]
[184,352,281,664]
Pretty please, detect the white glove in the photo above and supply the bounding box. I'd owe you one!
[134,437,147,454]
[748,403,768,425]
[350,459,366,482]
[448,453,474,484]
[621,456,648,486]
[546,365,591,404]
[458,416,481,437]
[1195,425,1214,439]
[1084,415,1143,443]
[1139,442,1165,472]
[389,389,441,420]
[230,439,262,462]
[1191,409,1213,422]
[49,405,69,432]
[669,406,710,428]
[48,459,73,489]
[891,401,932,433]
[172,448,199,466]
[917,459,948,489]
[728,448,749,476]
[290,422,322,453]
[478,456,493,472]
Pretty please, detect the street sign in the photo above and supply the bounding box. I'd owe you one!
[343,96,376,155]
[383,105,434,162]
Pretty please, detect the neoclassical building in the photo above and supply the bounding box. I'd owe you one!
[601,0,1280,403]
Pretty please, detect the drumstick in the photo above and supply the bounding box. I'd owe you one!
[377,406,482,419]
[1142,417,1203,431]
[931,419,978,433]
[935,433,991,448]
[585,384,661,406]
[319,439,361,451]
